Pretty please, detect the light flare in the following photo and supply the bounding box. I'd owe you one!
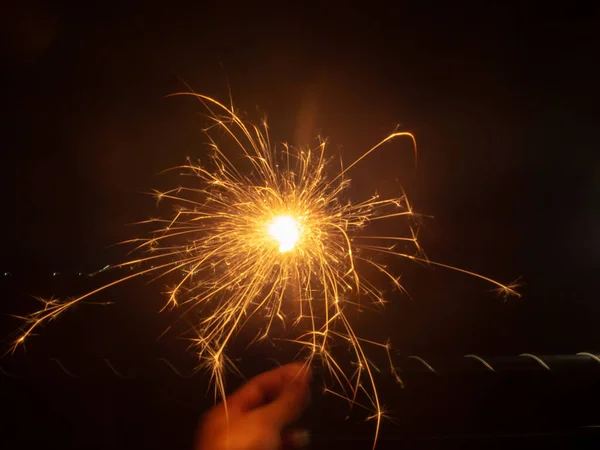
[267,215,301,253]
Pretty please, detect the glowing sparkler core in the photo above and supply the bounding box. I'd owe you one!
[268,215,301,253]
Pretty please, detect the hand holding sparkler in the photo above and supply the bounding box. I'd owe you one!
[195,363,312,450]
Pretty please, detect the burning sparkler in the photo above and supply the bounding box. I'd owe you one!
[10,93,519,447]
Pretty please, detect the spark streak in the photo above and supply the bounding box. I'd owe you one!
[10,93,519,448]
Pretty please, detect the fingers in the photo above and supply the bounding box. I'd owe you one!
[256,371,312,428]
[227,363,312,415]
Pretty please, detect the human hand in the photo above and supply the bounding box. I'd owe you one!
[195,363,312,450]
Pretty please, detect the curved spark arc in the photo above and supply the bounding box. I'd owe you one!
[11,93,519,448]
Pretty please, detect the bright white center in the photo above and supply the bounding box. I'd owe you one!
[268,215,300,253]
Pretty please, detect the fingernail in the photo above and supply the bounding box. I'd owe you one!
[305,367,313,383]
[299,365,313,383]
[292,370,311,387]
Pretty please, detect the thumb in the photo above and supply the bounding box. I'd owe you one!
[258,378,311,428]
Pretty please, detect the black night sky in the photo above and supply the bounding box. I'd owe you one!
[2,3,599,449]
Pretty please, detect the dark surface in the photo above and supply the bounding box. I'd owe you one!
[2,2,599,449]
[2,353,600,449]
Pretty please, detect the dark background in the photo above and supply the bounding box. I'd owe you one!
[2,2,599,449]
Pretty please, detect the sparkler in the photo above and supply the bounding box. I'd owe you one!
[10,93,519,447]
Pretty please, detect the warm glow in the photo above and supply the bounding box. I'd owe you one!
[268,215,300,253]
[11,93,519,449]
